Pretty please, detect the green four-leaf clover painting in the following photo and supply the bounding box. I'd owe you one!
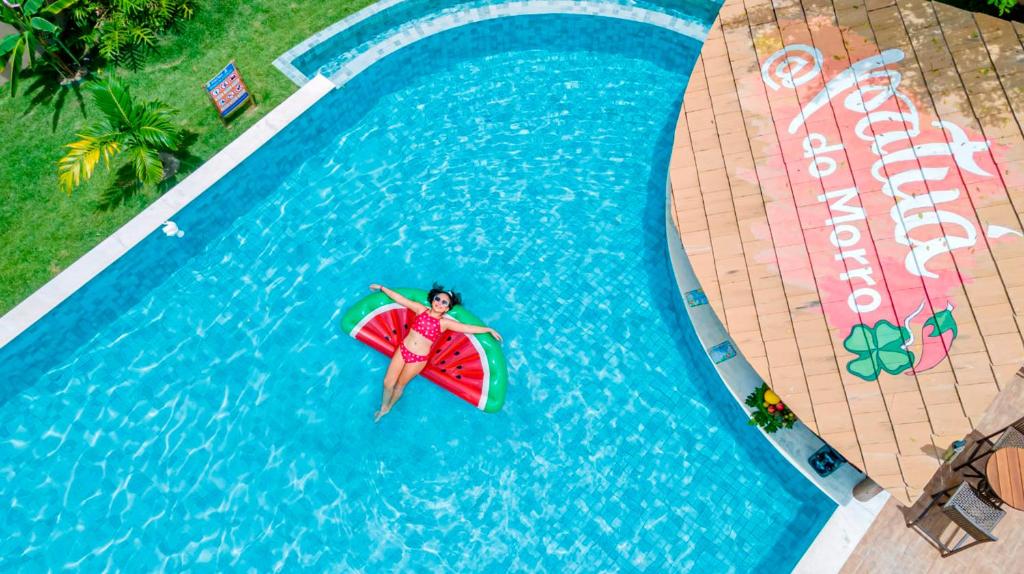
[843,320,915,381]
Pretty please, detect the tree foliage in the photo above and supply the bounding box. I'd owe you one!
[69,0,195,66]
[1,0,83,94]
[986,0,1016,15]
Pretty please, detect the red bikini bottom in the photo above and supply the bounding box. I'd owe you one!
[400,343,428,364]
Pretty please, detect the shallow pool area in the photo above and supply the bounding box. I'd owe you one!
[0,14,834,573]
[278,0,719,85]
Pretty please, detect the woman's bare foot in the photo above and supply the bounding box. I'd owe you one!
[374,406,391,422]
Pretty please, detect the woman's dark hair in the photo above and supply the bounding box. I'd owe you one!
[428,283,462,309]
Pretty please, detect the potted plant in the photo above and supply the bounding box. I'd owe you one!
[745,383,797,433]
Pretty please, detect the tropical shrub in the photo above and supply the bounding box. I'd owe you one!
[986,0,1015,15]
[1,0,85,95]
[69,0,195,66]
[745,384,797,434]
[58,74,182,205]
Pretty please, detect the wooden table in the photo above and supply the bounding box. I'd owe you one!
[987,446,1024,510]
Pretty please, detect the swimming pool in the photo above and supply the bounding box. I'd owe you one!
[0,13,834,573]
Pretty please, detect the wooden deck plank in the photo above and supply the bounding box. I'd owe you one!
[669,0,1024,507]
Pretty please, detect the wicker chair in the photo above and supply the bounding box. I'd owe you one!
[908,482,1005,557]
[954,418,1024,478]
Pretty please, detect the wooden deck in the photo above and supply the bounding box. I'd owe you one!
[669,0,1024,505]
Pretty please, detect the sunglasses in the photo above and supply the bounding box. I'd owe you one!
[432,295,451,307]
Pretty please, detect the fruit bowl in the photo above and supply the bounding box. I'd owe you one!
[744,383,798,434]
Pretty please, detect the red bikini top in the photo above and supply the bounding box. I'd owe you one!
[411,312,442,342]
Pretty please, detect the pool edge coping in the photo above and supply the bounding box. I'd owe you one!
[793,491,889,574]
[0,74,337,349]
[272,0,408,86]
[664,185,866,506]
[665,183,888,571]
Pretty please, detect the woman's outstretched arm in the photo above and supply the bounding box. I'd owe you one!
[440,318,502,342]
[369,284,428,313]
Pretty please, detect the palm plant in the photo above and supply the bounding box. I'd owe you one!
[58,74,181,205]
[1,0,85,95]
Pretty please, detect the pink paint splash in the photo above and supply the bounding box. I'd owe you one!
[742,22,1023,379]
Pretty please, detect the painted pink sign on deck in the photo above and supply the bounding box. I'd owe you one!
[752,25,1022,381]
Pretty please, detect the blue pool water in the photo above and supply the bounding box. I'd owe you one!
[0,15,834,573]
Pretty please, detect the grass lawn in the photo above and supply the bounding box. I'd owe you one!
[0,0,374,315]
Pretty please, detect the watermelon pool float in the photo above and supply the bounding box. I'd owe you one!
[341,288,508,413]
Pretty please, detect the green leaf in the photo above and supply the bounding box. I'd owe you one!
[873,320,908,350]
[843,324,874,354]
[134,101,180,149]
[22,0,44,16]
[847,355,879,381]
[877,349,915,375]
[0,33,20,57]
[923,308,958,340]
[6,39,23,97]
[30,16,58,33]
[42,0,80,15]
[90,76,134,125]
[129,145,164,185]
[57,127,121,194]
[745,384,767,409]
[129,25,155,46]
[987,0,1014,15]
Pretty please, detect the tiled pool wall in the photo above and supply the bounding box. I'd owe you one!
[275,0,721,86]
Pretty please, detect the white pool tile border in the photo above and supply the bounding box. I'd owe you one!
[273,0,406,85]
[0,75,336,350]
[274,0,709,88]
[793,492,889,574]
